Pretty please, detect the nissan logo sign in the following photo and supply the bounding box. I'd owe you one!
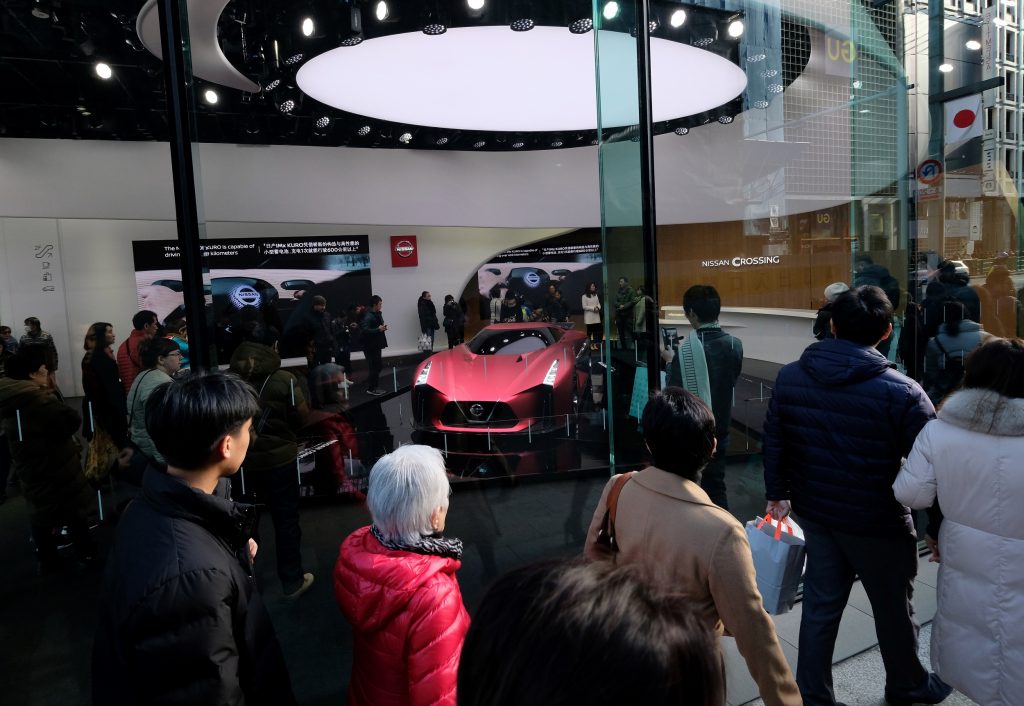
[229,284,262,309]
[469,403,485,418]
[523,272,542,288]
[700,256,782,268]
[394,240,415,258]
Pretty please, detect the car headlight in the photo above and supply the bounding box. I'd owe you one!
[542,360,559,386]
[415,361,432,386]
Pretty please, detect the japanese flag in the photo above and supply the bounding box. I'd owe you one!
[945,93,983,145]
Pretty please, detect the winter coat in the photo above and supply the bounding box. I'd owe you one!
[442,301,465,333]
[584,468,801,706]
[667,326,743,441]
[854,263,901,308]
[84,347,129,446]
[334,526,469,706]
[614,285,636,318]
[228,342,307,471]
[302,407,362,494]
[0,377,93,527]
[19,330,58,371]
[762,338,935,536]
[582,293,601,325]
[360,310,388,352]
[893,389,1024,706]
[126,368,174,465]
[418,298,440,332]
[93,468,296,706]
[116,329,149,394]
[922,321,995,404]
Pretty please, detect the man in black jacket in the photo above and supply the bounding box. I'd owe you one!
[762,286,949,706]
[93,371,296,706]
[361,294,388,395]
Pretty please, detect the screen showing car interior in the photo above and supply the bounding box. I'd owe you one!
[468,329,553,355]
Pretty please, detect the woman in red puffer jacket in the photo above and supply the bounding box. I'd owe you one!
[334,445,469,706]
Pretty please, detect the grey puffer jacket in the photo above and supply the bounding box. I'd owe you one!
[762,338,935,536]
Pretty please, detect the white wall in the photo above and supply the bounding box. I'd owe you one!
[0,216,566,395]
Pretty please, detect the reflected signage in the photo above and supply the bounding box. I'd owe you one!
[700,256,782,268]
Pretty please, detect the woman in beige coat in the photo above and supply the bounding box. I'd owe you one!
[586,387,800,706]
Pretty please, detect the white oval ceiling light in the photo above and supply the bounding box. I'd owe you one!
[965,39,981,51]
[468,0,486,10]
[939,63,954,73]
[95,61,113,79]
[670,10,687,28]
[603,2,620,21]
[376,2,389,21]
[301,17,315,37]
[204,88,219,104]
[727,20,744,38]
[297,27,747,132]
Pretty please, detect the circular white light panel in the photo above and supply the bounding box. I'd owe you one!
[297,26,747,132]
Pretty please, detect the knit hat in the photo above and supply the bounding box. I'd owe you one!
[823,282,849,302]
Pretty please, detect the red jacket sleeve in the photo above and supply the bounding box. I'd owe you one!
[116,339,137,394]
[405,577,470,706]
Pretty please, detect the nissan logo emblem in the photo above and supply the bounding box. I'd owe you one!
[394,240,415,258]
[469,403,485,418]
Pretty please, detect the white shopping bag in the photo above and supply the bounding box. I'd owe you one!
[745,514,806,616]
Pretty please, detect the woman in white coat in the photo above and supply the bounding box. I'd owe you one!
[582,282,602,351]
[894,338,1024,706]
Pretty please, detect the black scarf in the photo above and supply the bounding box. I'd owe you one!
[370,524,463,560]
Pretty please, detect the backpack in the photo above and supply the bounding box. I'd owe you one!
[929,336,966,402]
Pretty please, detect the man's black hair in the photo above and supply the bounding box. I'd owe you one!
[682,285,722,324]
[24,316,40,329]
[369,294,382,307]
[132,310,158,331]
[5,348,47,380]
[830,285,893,346]
[146,371,259,471]
[139,337,181,369]
[641,387,716,480]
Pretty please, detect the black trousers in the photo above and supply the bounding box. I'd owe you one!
[796,518,927,706]
[238,462,304,593]
[586,323,602,344]
[364,346,383,390]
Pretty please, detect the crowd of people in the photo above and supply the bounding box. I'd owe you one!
[0,265,1022,706]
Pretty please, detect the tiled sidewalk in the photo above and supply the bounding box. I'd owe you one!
[727,557,978,706]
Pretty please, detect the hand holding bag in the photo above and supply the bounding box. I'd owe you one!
[745,513,806,615]
[417,333,433,352]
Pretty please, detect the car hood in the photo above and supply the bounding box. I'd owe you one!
[423,349,561,400]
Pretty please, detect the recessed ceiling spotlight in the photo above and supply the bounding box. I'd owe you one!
[939,63,954,73]
[753,99,769,109]
[674,126,689,135]
[473,140,487,148]
[204,89,219,104]
[340,36,363,46]
[693,37,714,48]
[467,0,486,9]
[315,116,331,129]
[746,53,766,62]
[727,20,744,38]
[277,99,296,114]
[852,80,863,89]
[768,83,784,93]
[423,23,447,35]
[550,139,564,147]
[648,20,659,33]
[761,68,778,78]
[603,2,620,21]
[357,125,372,136]
[717,115,733,124]
[95,62,113,80]
[569,18,593,34]
[301,17,315,37]
[375,1,389,21]
[512,141,525,149]
[965,39,981,51]
[399,132,413,143]
[510,18,535,32]
[670,9,686,28]
[283,53,304,66]
[436,136,449,145]
[263,78,281,92]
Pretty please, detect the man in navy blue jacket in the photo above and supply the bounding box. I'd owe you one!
[762,286,950,706]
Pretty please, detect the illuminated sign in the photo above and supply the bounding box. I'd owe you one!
[390,235,419,267]
[700,256,782,268]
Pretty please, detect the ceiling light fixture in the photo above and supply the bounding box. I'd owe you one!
[468,0,486,9]
[569,18,593,34]
[31,0,50,19]
[512,141,525,148]
[95,62,113,79]
[727,19,744,38]
[965,39,981,51]
[717,115,733,124]
[510,18,535,32]
[399,131,413,143]
[473,140,486,148]
[357,124,372,136]
[673,126,689,135]
[301,17,315,37]
[938,63,954,73]
[314,116,331,129]
[375,2,389,21]
[423,23,447,35]
[277,99,296,114]
[283,53,304,66]
[603,2,620,21]
[340,36,364,46]
[204,89,219,104]
[752,99,769,109]
[670,9,686,27]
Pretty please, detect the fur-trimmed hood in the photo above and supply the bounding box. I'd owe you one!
[938,388,1024,436]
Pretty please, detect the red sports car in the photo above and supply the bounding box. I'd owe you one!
[411,323,590,433]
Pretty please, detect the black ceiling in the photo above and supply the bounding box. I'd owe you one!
[0,1,805,150]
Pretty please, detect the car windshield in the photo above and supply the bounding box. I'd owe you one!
[467,328,554,355]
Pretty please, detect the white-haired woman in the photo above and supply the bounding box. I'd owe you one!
[333,445,469,706]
